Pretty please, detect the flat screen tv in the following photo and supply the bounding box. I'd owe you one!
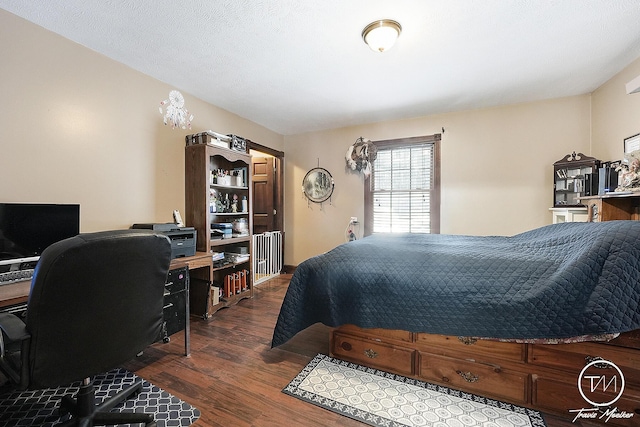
[0,203,80,270]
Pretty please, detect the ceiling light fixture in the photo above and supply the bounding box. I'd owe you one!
[362,19,402,53]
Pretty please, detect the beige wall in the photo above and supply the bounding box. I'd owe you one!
[0,9,282,232]
[283,50,640,266]
[283,96,592,265]
[4,9,640,268]
[592,56,640,162]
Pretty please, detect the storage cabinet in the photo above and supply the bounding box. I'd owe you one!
[158,266,188,343]
[549,207,589,223]
[185,142,252,318]
[330,325,640,425]
[553,152,600,207]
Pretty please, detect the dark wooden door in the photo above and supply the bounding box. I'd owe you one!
[251,157,275,235]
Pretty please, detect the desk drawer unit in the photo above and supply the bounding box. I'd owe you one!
[159,266,189,342]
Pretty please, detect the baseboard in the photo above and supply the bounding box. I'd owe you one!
[282,264,297,274]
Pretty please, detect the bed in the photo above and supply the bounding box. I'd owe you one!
[272,221,640,421]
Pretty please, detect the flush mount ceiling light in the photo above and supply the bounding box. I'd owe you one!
[362,19,402,52]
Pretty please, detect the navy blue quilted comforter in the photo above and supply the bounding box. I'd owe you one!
[272,221,640,347]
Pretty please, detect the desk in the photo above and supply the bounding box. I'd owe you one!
[166,252,213,356]
[0,252,213,357]
[0,280,30,309]
[579,192,640,221]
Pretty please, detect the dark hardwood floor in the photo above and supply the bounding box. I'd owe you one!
[0,274,597,426]
[122,274,594,427]
[123,274,360,426]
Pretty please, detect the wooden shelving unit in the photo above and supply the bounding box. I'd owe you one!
[185,141,253,318]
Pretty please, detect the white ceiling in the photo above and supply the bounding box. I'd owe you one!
[2,1,640,135]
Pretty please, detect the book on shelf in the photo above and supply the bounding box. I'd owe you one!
[240,269,248,291]
[211,229,232,240]
[224,275,232,298]
[225,252,249,263]
[211,223,233,230]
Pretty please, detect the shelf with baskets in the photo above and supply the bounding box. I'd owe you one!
[185,137,253,318]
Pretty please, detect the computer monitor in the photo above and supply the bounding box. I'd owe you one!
[0,203,80,270]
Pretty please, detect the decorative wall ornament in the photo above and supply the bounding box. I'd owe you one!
[159,90,193,129]
[346,137,377,178]
[616,149,640,192]
[302,166,334,207]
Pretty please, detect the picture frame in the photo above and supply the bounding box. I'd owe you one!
[623,133,640,154]
[229,134,247,153]
[302,167,334,203]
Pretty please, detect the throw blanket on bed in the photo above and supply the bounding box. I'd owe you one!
[272,221,640,347]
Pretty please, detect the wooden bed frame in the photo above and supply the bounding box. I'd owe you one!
[330,325,640,425]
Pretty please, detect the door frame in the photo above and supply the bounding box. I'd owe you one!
[247,141,284,235]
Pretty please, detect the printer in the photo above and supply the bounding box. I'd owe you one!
[132,223,197,259]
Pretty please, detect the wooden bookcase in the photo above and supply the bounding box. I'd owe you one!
[185,142,253,318]
[553,152,600,207]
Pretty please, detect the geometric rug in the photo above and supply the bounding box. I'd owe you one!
[0,368,200,427]
[284,354,547,427]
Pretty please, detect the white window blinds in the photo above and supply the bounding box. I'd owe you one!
[372,143,434,233]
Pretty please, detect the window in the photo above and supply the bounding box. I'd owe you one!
[364,134,441,235]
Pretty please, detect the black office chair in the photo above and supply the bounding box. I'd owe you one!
[0,230,171,426]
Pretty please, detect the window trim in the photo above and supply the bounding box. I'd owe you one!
[364,134,441,236]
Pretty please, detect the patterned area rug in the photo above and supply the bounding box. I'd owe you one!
[284,354,547,427]
[0,368,200,426]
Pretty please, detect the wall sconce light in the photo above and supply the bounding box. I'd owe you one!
[362,19,402,53]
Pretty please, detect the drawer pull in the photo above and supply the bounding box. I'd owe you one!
[457,336,477,345]
[456,370,479,383]
[340,342,352,351]
[364,349,378,359]
[585,355,611,369]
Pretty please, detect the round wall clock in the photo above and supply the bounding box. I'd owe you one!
[302,167,334,203]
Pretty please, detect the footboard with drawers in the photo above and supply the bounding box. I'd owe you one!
[330,325,640,425]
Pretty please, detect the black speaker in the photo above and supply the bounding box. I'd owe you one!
[585,172,599,196]
[598,167,618,195]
